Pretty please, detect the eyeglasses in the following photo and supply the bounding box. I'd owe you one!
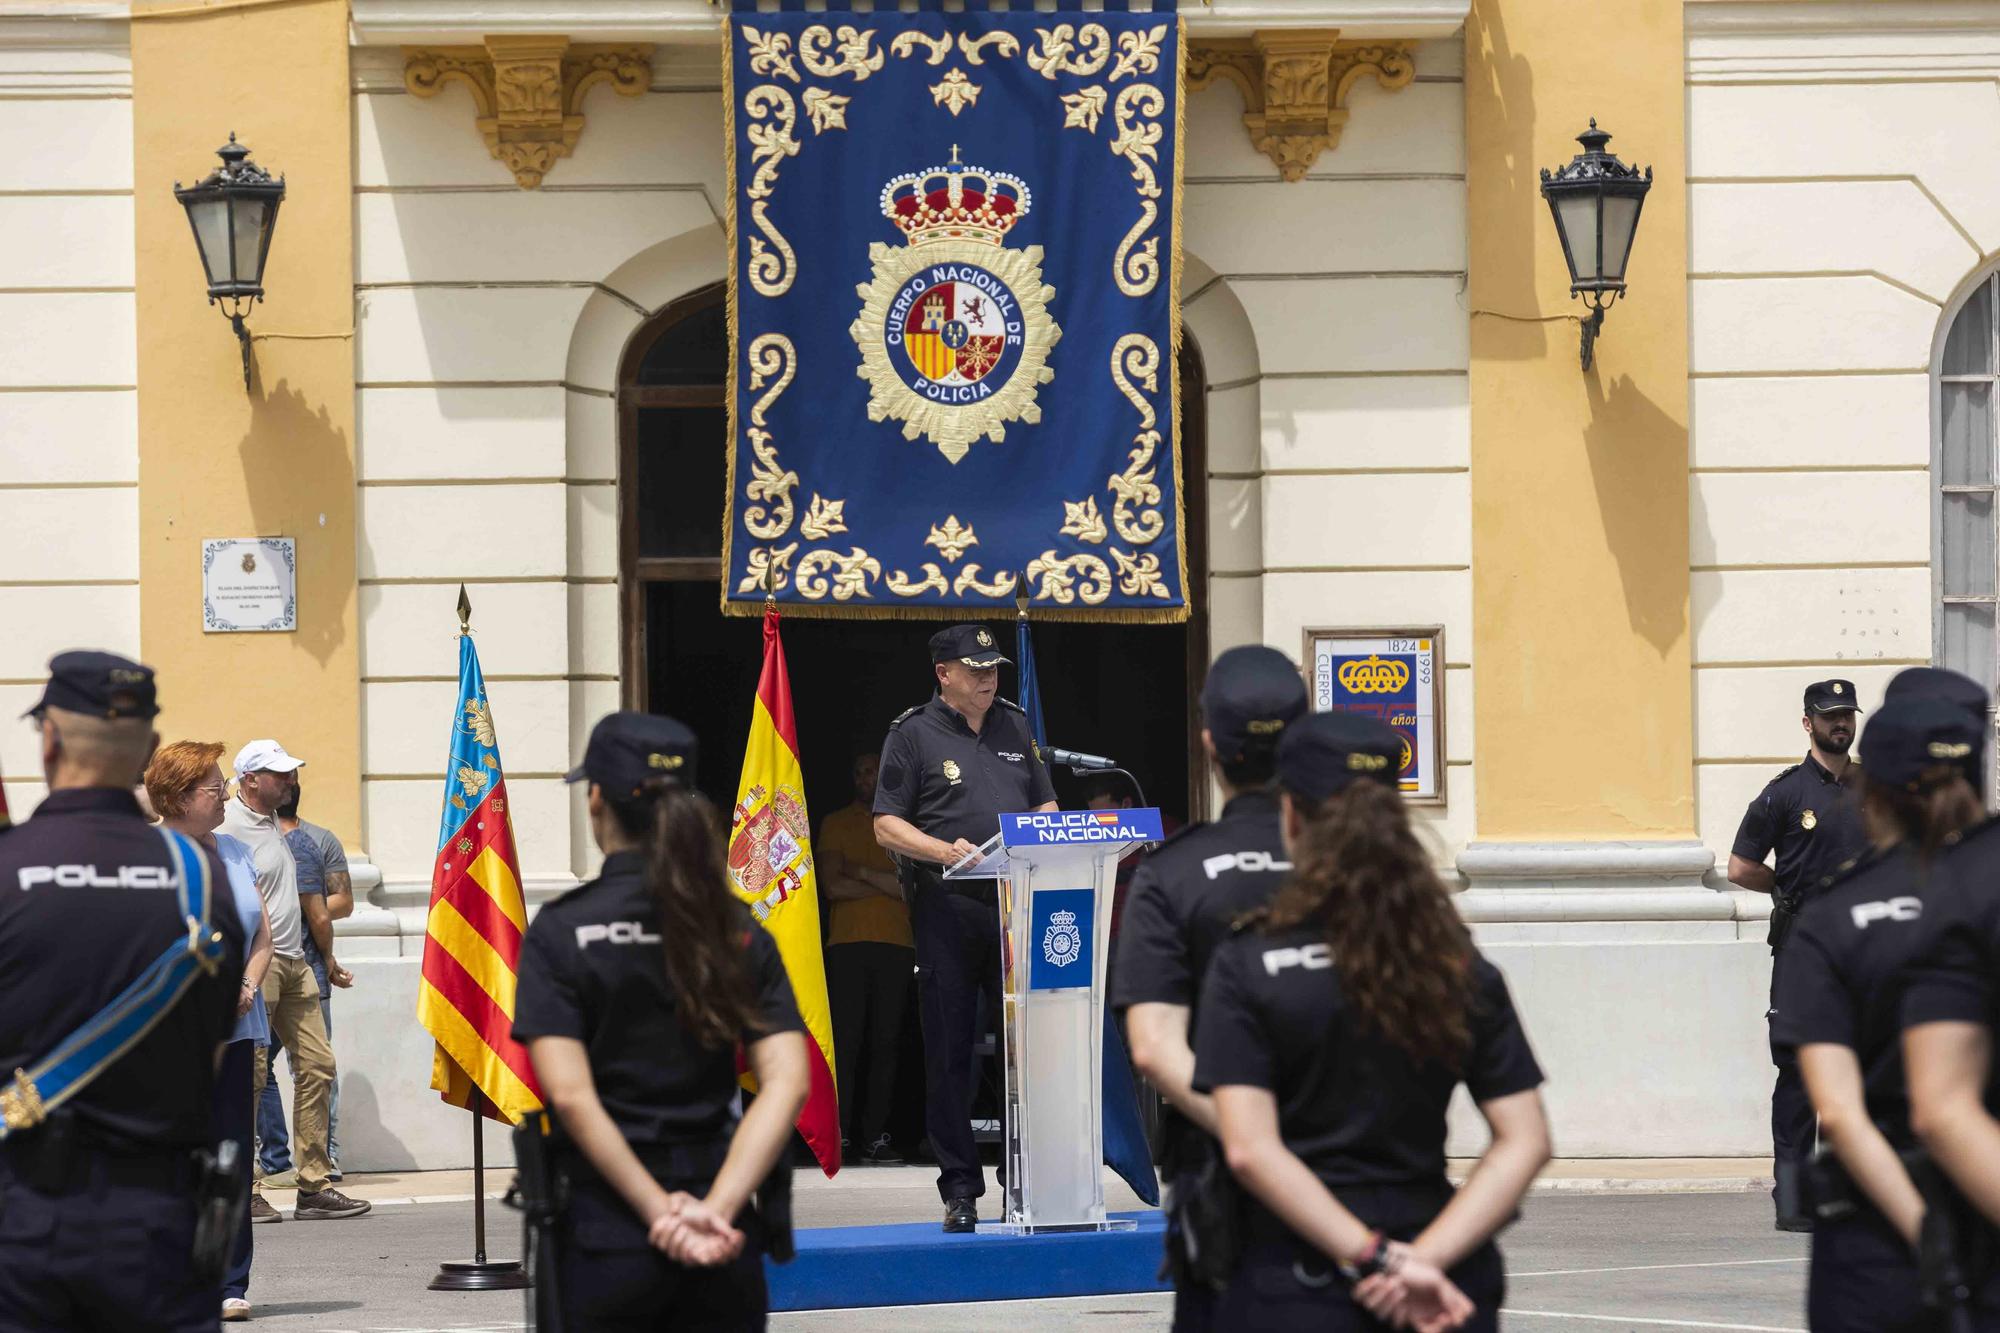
[192,783,227,799]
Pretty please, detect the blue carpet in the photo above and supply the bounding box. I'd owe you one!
[767,1210,1170,1311]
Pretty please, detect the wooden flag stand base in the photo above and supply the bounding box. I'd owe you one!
[430,1092,531,1292]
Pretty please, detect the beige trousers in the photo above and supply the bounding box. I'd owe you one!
[252,954,336,1195]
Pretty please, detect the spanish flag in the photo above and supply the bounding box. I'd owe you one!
[416,629,542,1123]
[728,607,840,1175]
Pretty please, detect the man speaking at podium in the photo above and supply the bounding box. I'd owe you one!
[873,625,1058,1232]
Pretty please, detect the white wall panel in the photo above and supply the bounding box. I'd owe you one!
[1206,575,1262,655]
[356,385,565,480]
[1690,180,1975,304]
[0,98,131,190]
[1689,80,2000,254]
[360,580,568,678]
[1696,664,1901,763]
[1263,569,1472,663]
[356,286,593,384]
[1207,477,1261,574]
[1237,277,1467,375]
[364,678,571,774]
[566,483,619,581]
[0,392,136,484]
[1185,177,1464,277]
[0,585,139,679]
[568,581,621,678]
[1260,374,1469,473]
[1692,567,1931,665]
[565,388,619,482]
[0,489,135,582]
[0,292,134,386]
[0,197,133,288]
[1689,277,1939,375]
[1263,471,1470,569]
[1691,374,1929,470]
[357,483,566,579]
[355,190,714,286]
[1189,78,1464,182]
[1205,381,1258,473]
[1691,471,1927,568]
[1698,761,1777,866]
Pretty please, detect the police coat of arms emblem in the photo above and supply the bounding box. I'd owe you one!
[1043,908,1082,968]
[851,147,1062,464]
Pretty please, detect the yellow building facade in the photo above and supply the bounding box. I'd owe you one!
[0,0,1979,1167]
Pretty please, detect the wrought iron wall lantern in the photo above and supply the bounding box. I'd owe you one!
[1539,121,1651,372]
[174,133,285,391]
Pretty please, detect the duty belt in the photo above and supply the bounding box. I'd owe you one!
[0,828,225,1140]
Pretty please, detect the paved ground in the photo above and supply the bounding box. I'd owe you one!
[243,1169,1809,1332]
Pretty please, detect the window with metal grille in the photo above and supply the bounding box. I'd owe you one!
[1937,274,2000,781]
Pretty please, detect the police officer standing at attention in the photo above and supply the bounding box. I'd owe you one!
[0,652,245,1330]
[1772,676,1988,1331]
[1193,712,1550,1330]
[1728,679,1869,1231]
[872,624,1057,1232]
[1113,644,1307,1330]
[512,711,810,1330]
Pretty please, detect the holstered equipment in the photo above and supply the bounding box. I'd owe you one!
[191,1137,249,1284]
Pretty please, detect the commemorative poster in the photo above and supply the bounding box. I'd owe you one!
[1306,629,1444,804]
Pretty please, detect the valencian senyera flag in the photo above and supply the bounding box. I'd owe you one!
[416,631,542,1124]
[728,607,842,1175]
[722,0,1187,622]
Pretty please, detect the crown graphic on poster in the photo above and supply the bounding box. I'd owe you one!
[1050,909,1076,926]
[880,148,1032,247]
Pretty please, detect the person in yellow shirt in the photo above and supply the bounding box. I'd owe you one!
[820,752,913,1165]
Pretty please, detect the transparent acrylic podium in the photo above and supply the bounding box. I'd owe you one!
[945,806,1164,1234]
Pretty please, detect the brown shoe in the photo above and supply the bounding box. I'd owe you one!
[249,1194,282,1224]
[294,1187,371,1220]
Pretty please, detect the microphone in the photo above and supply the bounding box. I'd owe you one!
[1047,746,1118,771]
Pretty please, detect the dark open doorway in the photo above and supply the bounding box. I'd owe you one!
[616,282,1211,825]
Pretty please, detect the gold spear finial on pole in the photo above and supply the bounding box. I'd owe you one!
[1015,568,1029,619]
[456,584,472,635]
[762,559,775,613]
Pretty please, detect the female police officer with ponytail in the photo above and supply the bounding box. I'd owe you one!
[1192,712,1551,1331]
[1772,676,1989,1332]
[512,712,810,1330]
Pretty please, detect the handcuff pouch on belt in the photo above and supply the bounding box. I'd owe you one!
[1165,1135,1241,1290]
[1767,891,1803,952]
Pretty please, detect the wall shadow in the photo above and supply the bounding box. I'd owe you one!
[1466,0,1548,363]
[240,375,351,670]
[330,1070,419,1173]
[1583,370,1691,656]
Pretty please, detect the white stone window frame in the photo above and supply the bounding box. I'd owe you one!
[1934,270,2000,788]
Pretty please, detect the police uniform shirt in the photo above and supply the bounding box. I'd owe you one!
[0,789,243,1152]
[1111,790,1289,1160]
[511,850,803,1145]
[873,695,1056,850]
[1192,926,1543,1190]
[1771,845,1932,1149]
[1733,755,1869,905]
[1901,819,2000,1095]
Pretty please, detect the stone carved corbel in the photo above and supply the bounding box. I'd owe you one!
[403,36,653,189]
[1187,32,1414,182]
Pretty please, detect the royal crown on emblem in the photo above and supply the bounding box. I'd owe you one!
[1049,909,1076,926]
[880,151,1032,247]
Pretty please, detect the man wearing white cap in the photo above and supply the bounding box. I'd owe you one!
[223,739,369,1221]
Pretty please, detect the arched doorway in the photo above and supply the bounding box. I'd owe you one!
[616,284,1212,823]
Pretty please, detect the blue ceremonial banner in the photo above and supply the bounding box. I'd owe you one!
[723,1,1186,621]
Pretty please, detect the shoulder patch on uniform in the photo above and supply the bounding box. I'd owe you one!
[887,704,923,729]
[1767,762,1803,785]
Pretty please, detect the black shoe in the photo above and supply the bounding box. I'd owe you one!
[943,1197,978,1233]
[861,1135,904,1165]
[1776,1214,1814,1234]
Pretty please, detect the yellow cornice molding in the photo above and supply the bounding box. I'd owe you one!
[402,35,653,189]
[1187,31,1415,182]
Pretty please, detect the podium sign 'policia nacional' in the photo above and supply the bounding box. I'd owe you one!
[722,1,1187,621]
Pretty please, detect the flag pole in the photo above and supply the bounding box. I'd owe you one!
[430,584,531,1293]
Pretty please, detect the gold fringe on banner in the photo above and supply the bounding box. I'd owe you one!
[719,16,744,617]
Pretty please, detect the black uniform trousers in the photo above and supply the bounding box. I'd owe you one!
[909,880,1004,1203]
[1769,954,1816,1217]
[554,1170,766,1331]
[1809,1206,1933,1333]
[1216,1184,1504,1332]
[0,1152,215,1332]
[826,941,913,1150]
